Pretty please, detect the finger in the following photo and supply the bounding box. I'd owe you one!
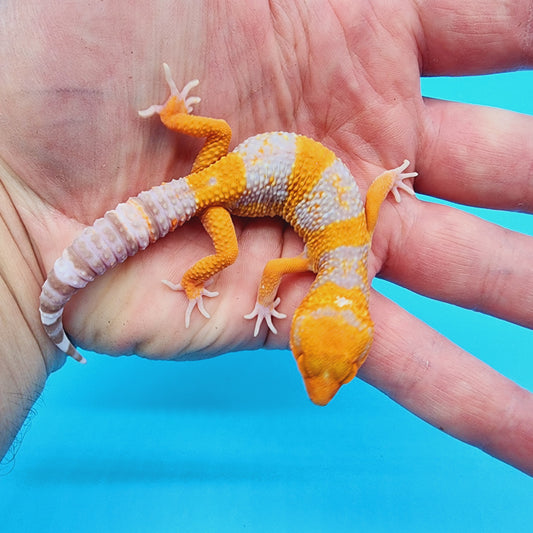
[360,290,533,475]
[417,99,533,212]
[416,0,533,75]
[376,197,533,329]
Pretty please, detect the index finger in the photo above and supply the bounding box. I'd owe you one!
[360,290,533,476]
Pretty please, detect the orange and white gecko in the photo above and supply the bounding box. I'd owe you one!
[39,64,416,405]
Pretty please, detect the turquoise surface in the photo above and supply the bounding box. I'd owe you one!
[1,71,532,531]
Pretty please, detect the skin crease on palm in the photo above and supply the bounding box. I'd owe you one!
[1,0,533,473]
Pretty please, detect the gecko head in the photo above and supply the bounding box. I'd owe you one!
[290,309,373,406]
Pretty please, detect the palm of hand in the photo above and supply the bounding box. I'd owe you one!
[4,4,421,360]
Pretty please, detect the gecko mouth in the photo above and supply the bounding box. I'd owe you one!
[302,373,343,406]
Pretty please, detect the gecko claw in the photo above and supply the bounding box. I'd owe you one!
[162,280,218,328]
[138,63,201,117]
[244,297,287,336]
[389,159,417,203]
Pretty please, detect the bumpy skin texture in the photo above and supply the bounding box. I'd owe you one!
[39,66,415,405]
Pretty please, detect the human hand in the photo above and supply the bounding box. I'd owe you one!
[0,0,531,473]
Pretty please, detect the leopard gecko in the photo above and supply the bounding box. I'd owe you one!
[39,64,416,405]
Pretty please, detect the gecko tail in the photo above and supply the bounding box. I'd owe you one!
[39,176,199,361]
[39,303,87,363]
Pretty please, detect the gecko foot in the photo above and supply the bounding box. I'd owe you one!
[139,63,201,118]
[244,297,287,337]
[162,280,219,328]
[388,159,417,203]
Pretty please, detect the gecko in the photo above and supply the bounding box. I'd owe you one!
[39,64,416,406]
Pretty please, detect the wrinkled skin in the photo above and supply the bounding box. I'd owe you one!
[1,0,532,473]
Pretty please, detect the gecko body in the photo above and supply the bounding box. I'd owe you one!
[39,65,416,405]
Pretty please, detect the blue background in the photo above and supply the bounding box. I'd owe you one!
[1,71,532,531]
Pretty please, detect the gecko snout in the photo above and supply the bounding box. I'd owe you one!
[290,310,373,405]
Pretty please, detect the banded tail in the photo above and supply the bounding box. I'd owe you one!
[39,177,198,361]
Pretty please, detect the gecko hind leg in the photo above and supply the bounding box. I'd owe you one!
[138,63,200,117]
[139,63,232,172]
[161,280,219,328]
[163,206,238,328]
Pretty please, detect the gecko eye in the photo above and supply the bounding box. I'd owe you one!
[291,312,373,405]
